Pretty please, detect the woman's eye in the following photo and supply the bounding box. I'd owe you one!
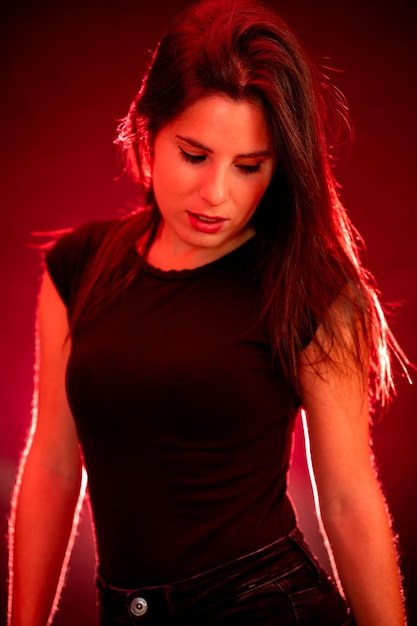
[179,148,206,164]
[237,163,262,175]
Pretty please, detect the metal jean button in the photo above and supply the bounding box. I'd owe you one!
[130,596,148,617]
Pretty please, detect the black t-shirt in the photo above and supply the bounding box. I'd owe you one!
[46,219,299,587]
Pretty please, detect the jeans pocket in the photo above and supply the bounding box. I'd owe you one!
[287,528,329,581]
[276,562,351,626]
[190,555,311,625]
[190,578,297,625]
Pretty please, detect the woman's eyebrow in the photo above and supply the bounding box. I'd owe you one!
[176,134,272,159]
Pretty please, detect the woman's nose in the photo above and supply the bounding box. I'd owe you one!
[199,166,229,206]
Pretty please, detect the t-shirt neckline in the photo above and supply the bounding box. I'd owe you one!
[137,237,257,280]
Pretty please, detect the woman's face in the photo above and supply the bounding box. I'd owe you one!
[150,95,276,265]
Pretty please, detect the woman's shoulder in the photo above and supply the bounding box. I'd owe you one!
[49,217,121,254]
[43,217,123,307]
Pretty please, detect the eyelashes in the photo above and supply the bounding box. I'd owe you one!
[178,147,262,175]
[178,148,205,165]
[237,163,262,175]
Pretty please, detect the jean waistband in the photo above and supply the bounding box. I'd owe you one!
[96,526,307,599]
[96,527,354,626]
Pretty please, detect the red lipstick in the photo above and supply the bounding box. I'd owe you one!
[187,212,226,234]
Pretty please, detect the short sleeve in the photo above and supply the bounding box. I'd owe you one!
[44,219,117,311]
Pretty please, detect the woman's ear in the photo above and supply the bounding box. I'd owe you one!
[125,139,153,190]
[126,144,142,182]
[141,138,153,185]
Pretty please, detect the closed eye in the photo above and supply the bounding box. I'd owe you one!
[179,147,263,175]
[179,147,206,164]
[236,163,262,175]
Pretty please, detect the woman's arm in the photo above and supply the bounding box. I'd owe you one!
[8,271,85,626]
[298,330,407,626]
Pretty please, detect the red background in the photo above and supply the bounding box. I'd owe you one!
[1,0,416,623]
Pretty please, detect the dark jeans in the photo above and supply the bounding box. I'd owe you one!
[96,527,354,625]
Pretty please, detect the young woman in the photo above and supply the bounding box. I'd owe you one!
[8,0,410,624]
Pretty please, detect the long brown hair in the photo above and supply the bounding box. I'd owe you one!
[69,0,410,408]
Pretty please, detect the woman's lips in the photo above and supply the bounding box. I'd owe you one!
[187,211,226,233]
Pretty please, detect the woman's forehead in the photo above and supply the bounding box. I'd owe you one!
[164,95,273,152]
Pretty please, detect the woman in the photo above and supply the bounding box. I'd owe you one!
[8,0,410,624]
